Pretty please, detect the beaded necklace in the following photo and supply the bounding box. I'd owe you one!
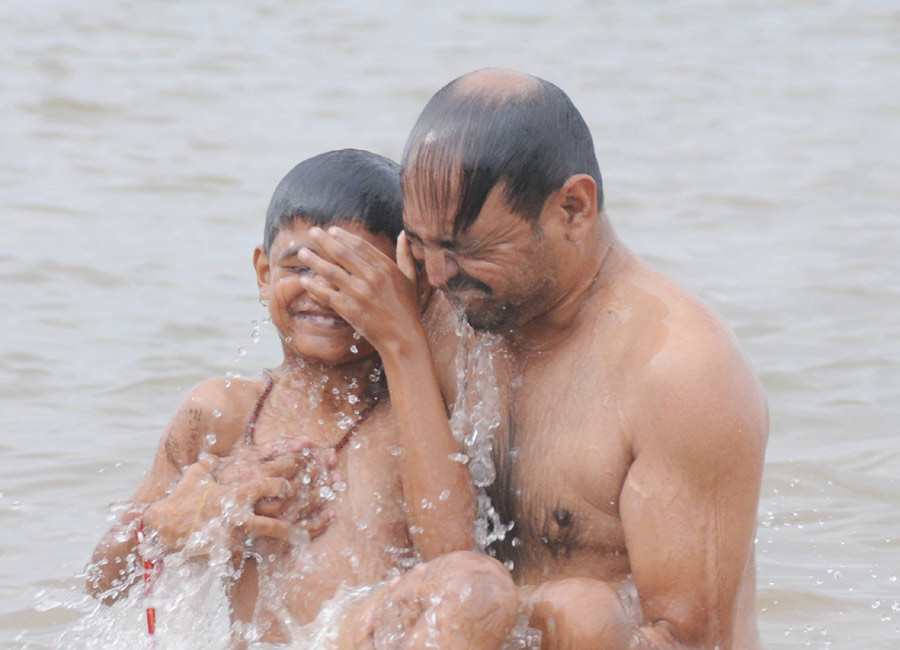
[243,374,379,450]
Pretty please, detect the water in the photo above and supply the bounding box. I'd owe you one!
[1,1,898,648]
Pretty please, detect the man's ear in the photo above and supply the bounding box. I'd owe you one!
[558,174,597,243]
[253,245,271,302]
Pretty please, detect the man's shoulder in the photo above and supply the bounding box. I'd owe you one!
[614,262,768,455]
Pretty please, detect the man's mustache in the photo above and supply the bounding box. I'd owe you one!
[444,272,493,295]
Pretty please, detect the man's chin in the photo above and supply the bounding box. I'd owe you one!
[464,304,516,332]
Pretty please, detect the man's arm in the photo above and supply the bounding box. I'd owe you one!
[526,324,768,649]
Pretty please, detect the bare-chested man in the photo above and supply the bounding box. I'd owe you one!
[304,69,769,649]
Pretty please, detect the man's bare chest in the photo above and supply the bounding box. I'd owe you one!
[487,350,632,580]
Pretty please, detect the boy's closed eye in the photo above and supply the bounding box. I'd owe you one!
[285,265,315,276]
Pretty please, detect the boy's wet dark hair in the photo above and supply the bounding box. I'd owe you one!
[264,149,403,253]
[401,72,603,236]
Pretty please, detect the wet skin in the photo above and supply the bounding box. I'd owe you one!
[87,220,513,647]
[310,171,768,649]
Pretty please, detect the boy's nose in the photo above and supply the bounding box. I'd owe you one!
[423,249,459,289]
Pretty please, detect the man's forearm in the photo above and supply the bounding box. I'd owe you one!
[524,577,712,649]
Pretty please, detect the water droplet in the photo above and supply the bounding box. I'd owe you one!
[352,331,361,340]
[205,433,217,446]
[318,418,325,425]
[872,600,882,609]
[890,575,898,583]
[212,409,222,418]
[356,521,368,531]
[318,486,335,501]
[439,490,451,501]
[347,394,359,405]
[448,452,469,464]
[224,379,232,388]
[350,345,359,354]
[333,481,347,492]
[237,346,247,357]
[284,336,292,342]
[331,387,340,396]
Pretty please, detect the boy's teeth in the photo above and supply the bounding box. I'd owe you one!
[310,314,338,326]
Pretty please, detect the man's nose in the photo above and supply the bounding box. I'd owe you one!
[423,249,459,288]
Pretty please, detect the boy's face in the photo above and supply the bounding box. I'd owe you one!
[254,220,396,367]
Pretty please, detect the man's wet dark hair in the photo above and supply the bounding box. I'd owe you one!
[264,149,403,253]
[402,71,603,235]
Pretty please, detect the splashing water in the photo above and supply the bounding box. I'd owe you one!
[447,313,514,552]
[60,310,537,649]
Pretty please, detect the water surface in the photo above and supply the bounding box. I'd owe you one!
[1,1,898,648]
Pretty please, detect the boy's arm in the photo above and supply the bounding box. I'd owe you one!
[296,227,476,558]
[86,380,295,603]
[85,390,203,602]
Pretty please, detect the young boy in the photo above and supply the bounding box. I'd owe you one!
[86,149,517,648]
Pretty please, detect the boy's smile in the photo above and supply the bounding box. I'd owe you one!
[254,219,396,366]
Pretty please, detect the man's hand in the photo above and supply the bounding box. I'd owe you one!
[214,437,338,536]
[142,439,339,556]
[142,456,291,556]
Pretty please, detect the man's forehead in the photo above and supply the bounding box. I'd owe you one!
[403,181,511,243]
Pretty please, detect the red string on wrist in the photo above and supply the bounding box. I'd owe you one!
[135,514,157,636]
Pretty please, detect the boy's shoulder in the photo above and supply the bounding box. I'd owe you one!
[164,376,267,467]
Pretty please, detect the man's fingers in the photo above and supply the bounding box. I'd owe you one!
[185,456,219,483]
[242,514,289,540]
[300,509,335,541]
[258,452,304,481]
[397,231,418,284]
[239,476,290,503]
[254,497,284,518]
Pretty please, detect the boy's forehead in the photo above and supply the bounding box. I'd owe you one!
[272,219,396,258]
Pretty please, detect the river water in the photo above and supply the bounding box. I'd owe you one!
[1,1,897,648]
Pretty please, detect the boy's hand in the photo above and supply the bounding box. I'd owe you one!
[295,227,427,359]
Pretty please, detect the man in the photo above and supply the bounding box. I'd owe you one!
[306,68,768,649]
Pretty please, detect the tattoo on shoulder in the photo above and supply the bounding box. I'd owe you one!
[163,407,205,468]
